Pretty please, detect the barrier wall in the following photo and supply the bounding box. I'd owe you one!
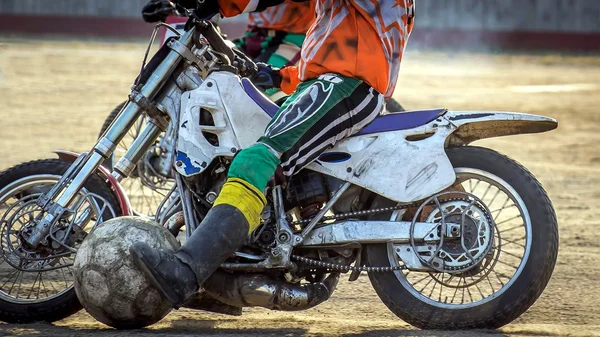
[1,0,599,50]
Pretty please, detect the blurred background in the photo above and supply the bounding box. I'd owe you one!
[0,0,599,49]
[0,1,599,336]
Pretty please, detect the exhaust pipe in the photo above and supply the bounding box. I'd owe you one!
[204,271,339,311]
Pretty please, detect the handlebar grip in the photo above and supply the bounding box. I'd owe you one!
[232,46,258,77]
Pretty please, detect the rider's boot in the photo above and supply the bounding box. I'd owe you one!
[129,178,265,307]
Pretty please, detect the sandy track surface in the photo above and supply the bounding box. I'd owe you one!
[0,39,599,336]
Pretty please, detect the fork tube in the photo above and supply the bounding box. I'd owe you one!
[112,121,164,181]
[103,29,194,144]
[54,29,195,207]
[26,29,196,248]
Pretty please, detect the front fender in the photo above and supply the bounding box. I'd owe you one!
[444,111,558,146]
[53,150,133,216]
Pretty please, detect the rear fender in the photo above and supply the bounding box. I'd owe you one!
[307,110,557,203]
[444,111,558,146]
[53,150,132,216]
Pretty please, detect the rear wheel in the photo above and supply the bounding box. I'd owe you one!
[365,146,558,329]
[0,159,122,323]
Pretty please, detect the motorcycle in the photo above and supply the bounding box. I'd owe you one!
[102,16,407,219]
[0,16,559,330]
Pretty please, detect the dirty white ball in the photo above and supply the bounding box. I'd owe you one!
[73,216,180,329]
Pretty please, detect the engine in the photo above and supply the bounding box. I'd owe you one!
[285,170,329,219]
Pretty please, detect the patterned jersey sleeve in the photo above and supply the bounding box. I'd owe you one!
[218,0,310,17]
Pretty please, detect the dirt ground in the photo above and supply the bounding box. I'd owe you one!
[0,38,599,337]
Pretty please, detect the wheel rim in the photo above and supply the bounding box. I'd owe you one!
[111,114,174,218]
[388,167,532,309]
[0,175,114,304]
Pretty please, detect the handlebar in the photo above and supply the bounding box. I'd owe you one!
[192,20,258,77]
[195,20,236,64]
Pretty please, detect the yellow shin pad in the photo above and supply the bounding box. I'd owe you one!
[213,178,267,233]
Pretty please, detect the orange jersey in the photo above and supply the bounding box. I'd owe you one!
[219,0,415,98]
[248,2,316,34]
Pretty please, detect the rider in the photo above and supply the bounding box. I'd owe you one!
[143,0,315,99]
[234,2,316,98]
[234,2,315,67]
[132,0,415,307]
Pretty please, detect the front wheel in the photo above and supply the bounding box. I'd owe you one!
[0,159,122,323]
[365,146,558,329]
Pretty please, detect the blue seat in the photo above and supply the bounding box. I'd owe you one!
[241,78,279,117]
[356,108,447,136]
[241,78,446,135]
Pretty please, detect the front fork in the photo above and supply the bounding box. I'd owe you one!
[26,29,196,248]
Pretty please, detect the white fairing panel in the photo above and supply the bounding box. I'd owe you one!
[175,71,272,176]
[307,110,556,203]
[306,119,457,203]
[176,72,556,203]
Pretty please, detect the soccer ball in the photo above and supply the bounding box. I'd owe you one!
[73,216,180,329]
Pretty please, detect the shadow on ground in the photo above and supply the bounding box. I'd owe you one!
[0,320,307,337]
[0,320,513,337]
[341,330,510,337]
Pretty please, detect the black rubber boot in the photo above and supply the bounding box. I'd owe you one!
[130,204,250,307]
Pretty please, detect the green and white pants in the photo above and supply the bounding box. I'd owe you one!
[228,74,384,193]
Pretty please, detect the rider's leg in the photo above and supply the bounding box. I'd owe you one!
[130,75,384,306]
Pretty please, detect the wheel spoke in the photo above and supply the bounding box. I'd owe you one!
[499,248,523,260]
[501,236,526,249]
[39,272,49,298]
[450,277,462,303]
[438,273,444,301]
[14,269,24,299]
[428,276,438,298]
[27,272,41,299]
[3,268,21,294]
[494,197,511,221]
[465,281,474,302]
[418,276,435,293]
[411,274,431,287]
[0,267,20,288]
[461,278,466,304]
[469,179,481,194]
[495,258,519,270]
[492,269,507,286]
[60,259,70,288]
[499,223,524,233]
[472,276,485,299]
[485,274,495,293]
[479,184,493,203]
[490,204,516,214]
[496,214,522,226]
